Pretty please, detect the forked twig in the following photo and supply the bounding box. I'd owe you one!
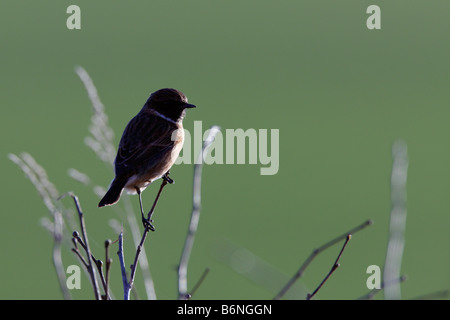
[60,192,101,300]
[306,234,351,300]
[121,195,157,300]
[71,225,112,299]
[274,219,373,300]
[118,178,170,300]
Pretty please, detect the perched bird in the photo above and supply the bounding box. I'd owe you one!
[98,88,196,229]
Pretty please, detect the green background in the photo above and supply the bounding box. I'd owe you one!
[1,1,449,300]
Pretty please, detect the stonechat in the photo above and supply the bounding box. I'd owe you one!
[98,88,196,229]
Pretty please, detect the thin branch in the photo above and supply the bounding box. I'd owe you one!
[118,178,170,300]
[274,219,373,300]
[110,199,157,299]
[93,259,110,300]
[70,230,109,297]
[71,231,92,260]
[64,203,113,299]
[178,126,221,300]
[306,234,351,300]
[71,235,89,268]
[60,192,101,300]
[183,267,211,300]
[123,195,157,300]
[109,197,157,299]
[145,178,169,223]
[117,231,130,300]
[104,239,112,300]
[126,228,150,300]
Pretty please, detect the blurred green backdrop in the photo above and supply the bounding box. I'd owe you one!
[1,1,449,300]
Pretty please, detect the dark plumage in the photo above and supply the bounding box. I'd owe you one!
[98,88,195,208]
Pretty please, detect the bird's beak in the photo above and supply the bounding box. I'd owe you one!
[185,103,196,108]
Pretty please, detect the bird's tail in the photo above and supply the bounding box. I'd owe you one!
[98,178,126,207]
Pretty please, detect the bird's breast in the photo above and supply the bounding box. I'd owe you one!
[124,125,185,193]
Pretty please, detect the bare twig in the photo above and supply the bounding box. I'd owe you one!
[183,268,211,300]
[384,140,408,300]
[117,231,130,300]
[60,192,101,300]
[110,198,157,300]
[127,230,150,300]
[274,219,373,300]
[178,126,221,300]
[71,232,89,268]
[104,239,112,300]
[70,229,111,298]
[93,260,107,298]
[123,196,157,300]
[306,234,351,300]
[146,178,169,223]
[118,178,170,300]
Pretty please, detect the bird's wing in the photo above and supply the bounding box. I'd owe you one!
[114,112,176,177]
